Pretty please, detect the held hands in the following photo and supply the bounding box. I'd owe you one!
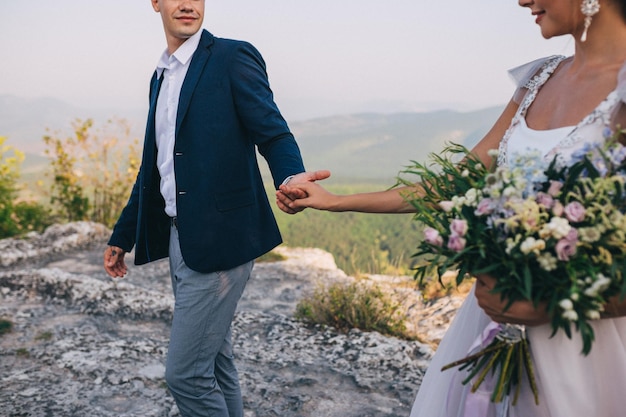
[474,274,550,326]
[276,170,331,214]
[103,246,128,278]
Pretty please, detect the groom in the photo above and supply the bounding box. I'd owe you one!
[103,1,327,415]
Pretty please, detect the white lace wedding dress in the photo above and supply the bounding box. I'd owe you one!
[409,56,626,417]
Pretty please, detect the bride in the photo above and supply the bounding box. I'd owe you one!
[277,0,626,416]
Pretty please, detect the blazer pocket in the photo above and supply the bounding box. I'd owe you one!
[215,187,254,212]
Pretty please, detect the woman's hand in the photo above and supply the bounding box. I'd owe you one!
[474,274,550,326]
[276,170,331,214]
[601,295,626,319]
[277,180,340,212]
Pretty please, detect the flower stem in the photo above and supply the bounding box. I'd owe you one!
[492,343,515,402]
[441,341,505,371]
[521,337,540,405]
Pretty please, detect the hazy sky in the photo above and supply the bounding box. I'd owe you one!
[0,0,574,121]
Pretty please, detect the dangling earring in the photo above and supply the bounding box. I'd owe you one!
[580,0,601,42]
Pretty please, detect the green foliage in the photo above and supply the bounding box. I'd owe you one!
[0,137,53,238]
[42,118,140,227]
[7,201,54,236]
[295,281,412,339]
[43,121,90,221]
[0,118,140,236]
[0,319,12,336]
[398,143,489,285]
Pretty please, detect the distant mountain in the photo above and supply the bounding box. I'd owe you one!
[288,107,503,182]
[0,95,146,154]
[0,94,503,183]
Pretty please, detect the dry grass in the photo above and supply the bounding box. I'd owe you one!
[295,280,415,340]
[419,270,474,301]
[255,250,287,263]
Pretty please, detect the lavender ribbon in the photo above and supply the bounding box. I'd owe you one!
[445,321,507,417]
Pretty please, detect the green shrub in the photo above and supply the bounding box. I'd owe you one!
[42,118,140,227]
[16,348,29,357]
[35,331,53,341]
[295,281,413,340]
[0,137,52,238]
[0,319,12,336]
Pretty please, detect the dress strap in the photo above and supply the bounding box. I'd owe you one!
[497,56,567,166]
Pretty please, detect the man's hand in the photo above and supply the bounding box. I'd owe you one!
[276,170,330,214]
[474,274,550,326]
[104,246,128,278]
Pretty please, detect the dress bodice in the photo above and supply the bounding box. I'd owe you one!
[497,55,622,166]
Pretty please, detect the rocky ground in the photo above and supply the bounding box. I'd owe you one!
[0,222,463,417]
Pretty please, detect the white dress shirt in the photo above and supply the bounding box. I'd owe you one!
[155,30,202,218]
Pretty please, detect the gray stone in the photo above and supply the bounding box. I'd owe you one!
[0,222,463,417]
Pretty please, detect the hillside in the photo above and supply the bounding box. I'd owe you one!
[0,95,146,155]
[0,94,503,183]
[290,108,502,182]
[1,95,503,275]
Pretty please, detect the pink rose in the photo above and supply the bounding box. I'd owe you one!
[554,231,578,261]
[450,219,469,237]
[565,228,578,241]
[447,235,467,252]
[424,227,444,247]
[475,199,494,215]
[548,180,564,197]
[535,192,554,209]
[564,201,586,223]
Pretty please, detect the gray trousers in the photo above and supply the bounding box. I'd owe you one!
[165,225,253,417]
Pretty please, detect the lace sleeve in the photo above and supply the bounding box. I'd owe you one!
[508,56,559,104]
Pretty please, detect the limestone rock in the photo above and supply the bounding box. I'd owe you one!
[0,222,463,417]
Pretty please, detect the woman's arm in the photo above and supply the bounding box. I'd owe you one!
[277,98,521,214]
[278,181,418,213]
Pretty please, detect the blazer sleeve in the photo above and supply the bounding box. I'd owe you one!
[228,41,305,189]
[107,171,140,252]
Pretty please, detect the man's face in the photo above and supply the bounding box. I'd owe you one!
[151,0,204,52]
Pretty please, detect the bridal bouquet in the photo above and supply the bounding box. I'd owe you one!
[399,131,626,404]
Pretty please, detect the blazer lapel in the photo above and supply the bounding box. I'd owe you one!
[176,30,213,137]
[143,71,164,168]
[146,72,163,136]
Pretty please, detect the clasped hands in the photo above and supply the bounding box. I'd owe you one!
[276,170,331,214]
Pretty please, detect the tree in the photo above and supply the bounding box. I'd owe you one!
[43,118,140,227]
[0,137,52,238]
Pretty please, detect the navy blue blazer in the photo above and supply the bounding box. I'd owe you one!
[108,30,305,273]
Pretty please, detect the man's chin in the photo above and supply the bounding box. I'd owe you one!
[175,24,201,38]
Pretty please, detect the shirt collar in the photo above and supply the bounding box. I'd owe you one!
[155,29,203,77]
